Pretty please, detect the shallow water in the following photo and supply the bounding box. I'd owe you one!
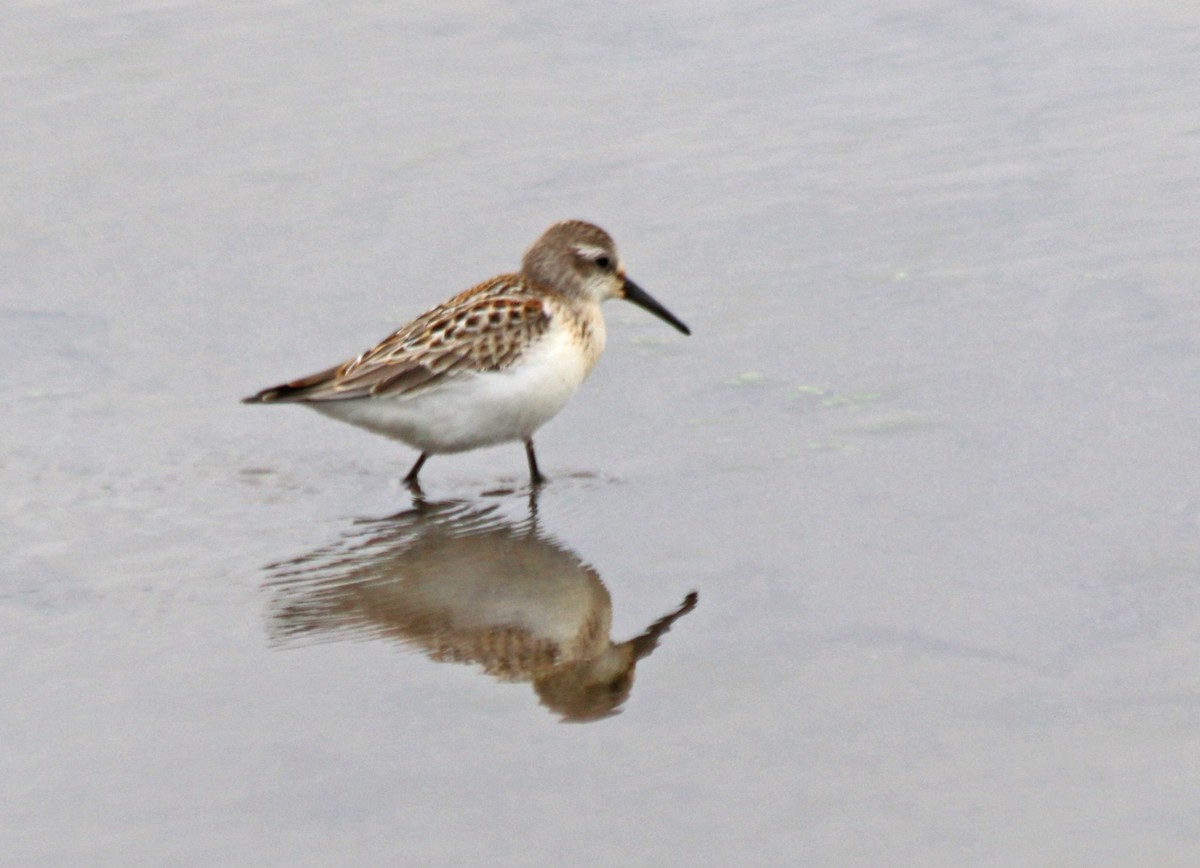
[5,1,1200,865]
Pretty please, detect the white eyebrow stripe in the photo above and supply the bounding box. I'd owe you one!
[573,245,610,260]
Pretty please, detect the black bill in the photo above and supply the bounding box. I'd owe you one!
[622,278,691,335]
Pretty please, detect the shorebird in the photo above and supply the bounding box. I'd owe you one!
[243,220,690,487]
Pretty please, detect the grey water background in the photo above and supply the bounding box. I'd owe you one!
[4,0,1200,864]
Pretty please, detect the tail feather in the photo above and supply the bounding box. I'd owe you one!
[242,364,342,403]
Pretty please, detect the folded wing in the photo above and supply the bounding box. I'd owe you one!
[243,276,551,404]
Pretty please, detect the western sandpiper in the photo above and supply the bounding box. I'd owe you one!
[242,220,690,487]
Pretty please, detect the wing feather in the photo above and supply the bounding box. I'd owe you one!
[242,276,553,404]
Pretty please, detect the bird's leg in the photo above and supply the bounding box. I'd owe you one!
[524,439,545,486]
[403,452,428,490]
[525,475,542,524]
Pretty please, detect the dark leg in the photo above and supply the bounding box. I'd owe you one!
[404,452,428,489]
[524,439,545,486]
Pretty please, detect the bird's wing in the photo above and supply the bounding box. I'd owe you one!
[243,276,552,403]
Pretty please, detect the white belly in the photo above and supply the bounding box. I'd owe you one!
[310,326,599,453]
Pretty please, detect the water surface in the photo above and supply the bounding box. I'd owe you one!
[4,1,1200,864]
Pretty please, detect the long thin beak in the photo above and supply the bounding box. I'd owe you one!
[621,277,691,335]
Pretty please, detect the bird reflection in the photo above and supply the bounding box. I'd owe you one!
[263,496,697,722]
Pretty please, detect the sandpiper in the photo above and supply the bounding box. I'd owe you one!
[242,220,690,487]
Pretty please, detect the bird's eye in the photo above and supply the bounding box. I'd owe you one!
[595,255,612,270]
